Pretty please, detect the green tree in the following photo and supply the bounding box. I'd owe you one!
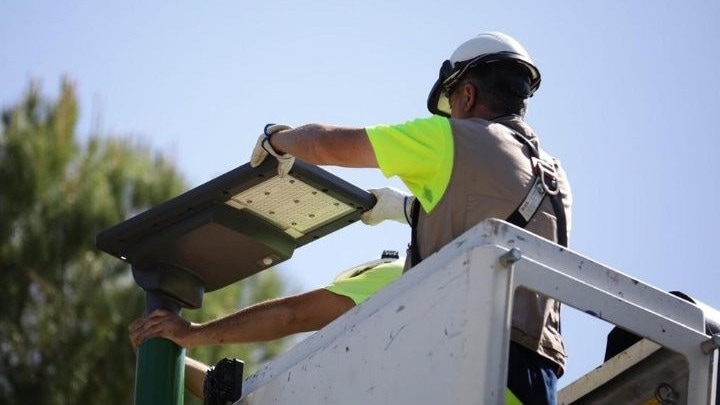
[0,80,291,404]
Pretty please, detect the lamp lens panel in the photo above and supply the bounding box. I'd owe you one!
[226,175,355,238]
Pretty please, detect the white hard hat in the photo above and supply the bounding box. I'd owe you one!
[427,32,541,117]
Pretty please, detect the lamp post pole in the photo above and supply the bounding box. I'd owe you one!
[133,289,185,405]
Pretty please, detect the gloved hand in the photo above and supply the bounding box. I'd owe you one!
[250,123,294,177]
[361,187,415,226]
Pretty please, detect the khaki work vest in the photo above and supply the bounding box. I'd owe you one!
[411,115,573,374]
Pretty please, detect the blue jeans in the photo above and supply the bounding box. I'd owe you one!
[507,341,558,405]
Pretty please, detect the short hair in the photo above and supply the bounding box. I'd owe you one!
[460,60,533,116]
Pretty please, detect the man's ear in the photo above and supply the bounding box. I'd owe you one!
[460,82,477,114]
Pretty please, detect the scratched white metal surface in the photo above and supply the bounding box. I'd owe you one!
[234,219,717,405]
[558,339,663,403]
[238,247,512,404]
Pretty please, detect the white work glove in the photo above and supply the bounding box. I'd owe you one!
[250,123,294,177]
[361,187,415,226]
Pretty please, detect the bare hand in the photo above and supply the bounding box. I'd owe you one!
[128,309,197,351]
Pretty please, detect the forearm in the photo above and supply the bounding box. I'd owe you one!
[191,290,354,346]
[185,357,209,400]
[195,298,305,345]
[269,124,378,168]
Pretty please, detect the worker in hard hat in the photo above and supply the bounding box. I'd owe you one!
[250,31,572,405]
[129,253,403,402]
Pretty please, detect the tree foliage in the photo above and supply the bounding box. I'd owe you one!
[0,80,291,404]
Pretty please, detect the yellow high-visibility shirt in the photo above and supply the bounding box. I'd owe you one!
[366,115,454,213]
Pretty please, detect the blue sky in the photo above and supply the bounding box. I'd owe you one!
[3,0,719,387]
